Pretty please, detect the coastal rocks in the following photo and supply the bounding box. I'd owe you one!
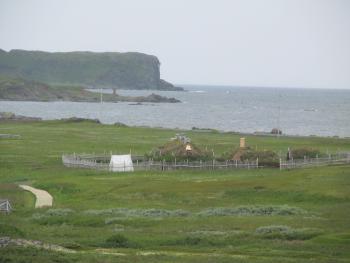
[0,75,181,103]
[0,112,42,122]
[142,93,180,103]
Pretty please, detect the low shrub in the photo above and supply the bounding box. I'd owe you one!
[255,225,322,240]
[164,236,203,247]
[61,242,83,250]
[45,208,75,216]
[103,234,131,248]
[84,208,190,218]
[197,205,307,217]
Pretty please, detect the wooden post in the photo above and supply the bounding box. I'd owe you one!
[279,158,282,170]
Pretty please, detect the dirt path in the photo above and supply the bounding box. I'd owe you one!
[19,185,53,208]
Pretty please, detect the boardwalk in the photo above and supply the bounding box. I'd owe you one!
[19,185,53,208]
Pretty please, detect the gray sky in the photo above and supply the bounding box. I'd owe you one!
[1,0,349,89]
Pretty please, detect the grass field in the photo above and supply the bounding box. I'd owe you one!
[1,120,350,262]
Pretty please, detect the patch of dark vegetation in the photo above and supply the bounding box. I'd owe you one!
[102,234,137,248]
[60,242,83,250]
[32,210,106,227]
[255,225,322,240]
[0,224,25,238]
[0,246,78,263]
[197,205,306,217]
[60,117,101,124]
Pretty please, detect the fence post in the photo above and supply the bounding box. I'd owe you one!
[256,158,259,168]
[279,158,282,170]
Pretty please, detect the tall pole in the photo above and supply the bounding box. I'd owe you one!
[278,105,280,138]
[99,88,103,122]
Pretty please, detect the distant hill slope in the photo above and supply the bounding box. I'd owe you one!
[0,76,180,103]
[0,49,183,91]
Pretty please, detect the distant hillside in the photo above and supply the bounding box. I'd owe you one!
[0,49,183,91]
[0,76,180,103]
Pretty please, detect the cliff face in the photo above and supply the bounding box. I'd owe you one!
[0,49,182,91]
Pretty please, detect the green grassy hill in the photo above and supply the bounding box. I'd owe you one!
[0,49,182,91]
[0,120,349,262]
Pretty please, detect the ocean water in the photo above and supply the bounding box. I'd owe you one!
[0,85,349,137]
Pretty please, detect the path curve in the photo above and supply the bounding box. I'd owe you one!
[19,185,53,208]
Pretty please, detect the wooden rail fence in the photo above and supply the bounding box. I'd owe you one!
[62,154,259,172]
[279,152,350,170]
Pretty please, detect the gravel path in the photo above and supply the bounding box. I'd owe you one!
[19,185,53,208]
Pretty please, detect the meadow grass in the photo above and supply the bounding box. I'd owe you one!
[0,120,350,262]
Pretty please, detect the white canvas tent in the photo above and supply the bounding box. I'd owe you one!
[109,155,134,172]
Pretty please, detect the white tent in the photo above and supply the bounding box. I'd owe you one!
[109,155,134,172]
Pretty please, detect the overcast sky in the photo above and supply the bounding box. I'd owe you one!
[0,0,349,89]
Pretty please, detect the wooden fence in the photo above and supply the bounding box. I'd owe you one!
[62,154,259,172]
[279,152,350,170]
[0,200,12,214]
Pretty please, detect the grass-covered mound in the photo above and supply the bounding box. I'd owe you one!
[289,147,323,159]
[224,147,280,167]
[147,137,212,161]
